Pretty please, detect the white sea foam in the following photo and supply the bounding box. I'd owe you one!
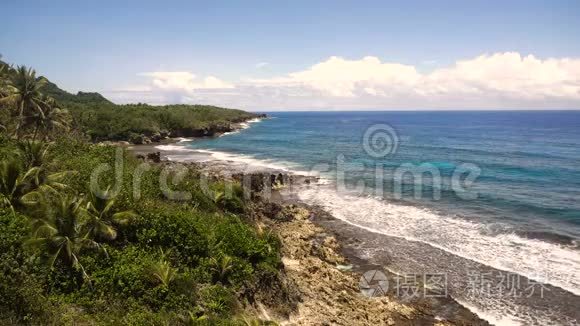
[155,144,196,152]
[155,139,330,181]
[221,118,262,137]
[297,187,580,297]
[454,298,526,326]
[192,149,323,177]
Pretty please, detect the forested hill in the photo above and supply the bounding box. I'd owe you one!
[0,59,261,143]
[42,79,112,106]
[1,58,110,106]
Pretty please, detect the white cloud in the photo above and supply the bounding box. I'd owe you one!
[255,62,270,69]
[252,53,580,101]
[106,52,580,109]
[139,71,234,91]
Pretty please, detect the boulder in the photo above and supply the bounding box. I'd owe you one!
[146,152,161,163]
[128,133,150,145]
[159,130,170,138]
[150,132,163,142]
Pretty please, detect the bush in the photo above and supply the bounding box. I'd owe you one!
[0,137,285,324]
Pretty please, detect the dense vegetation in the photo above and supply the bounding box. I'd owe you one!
[0,59,259,142]
[0,61,282,324]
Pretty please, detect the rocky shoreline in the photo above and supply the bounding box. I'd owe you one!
[99,114,267,146]
[125,142,488,325]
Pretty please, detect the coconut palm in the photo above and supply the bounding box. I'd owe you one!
[0,158,38,214]
[24,194,106,282]
[146,250,177,287]
[28,96,70,140]
[0,63,10,97]
[1,143,73,214]
[14,140,72,191]
[84,187,137,241]
[0,66,48,138]
[0,64,9,132]
[209,254,234,285]
[16,140,50,169]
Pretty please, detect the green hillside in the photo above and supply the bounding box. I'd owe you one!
[0,59,260,143]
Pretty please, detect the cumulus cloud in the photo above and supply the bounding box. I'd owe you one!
[252,53,580,101]
[106,52,580,109]
[139,71,233,91]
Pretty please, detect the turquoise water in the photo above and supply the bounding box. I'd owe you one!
[173,111,580,322]
[186,111,580,239]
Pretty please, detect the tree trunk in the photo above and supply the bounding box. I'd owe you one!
[32,124,39,141]
[14,101,24,139]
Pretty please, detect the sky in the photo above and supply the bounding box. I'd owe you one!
[1,0,580,111]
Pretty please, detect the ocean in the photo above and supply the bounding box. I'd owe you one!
[163,111,580,325]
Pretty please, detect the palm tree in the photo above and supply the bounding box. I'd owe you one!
[146,250,177,287]
[0,64,10,132]
[29,96,70,141]
[84,187,137,241]
[24,193,106,282]
[14,140,72,191]
[0,66,48,139]
[209,254,234,285]
[17,140,49,169]
[1,143,73,214]
[0,158,38,214]
[0,63,10,98]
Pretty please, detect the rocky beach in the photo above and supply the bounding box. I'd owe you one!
[127,142,488,325]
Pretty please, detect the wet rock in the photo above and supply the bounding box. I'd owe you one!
[128,133,151,145]
[275,205,310,222]
[150,132,163,142]
[270,210,415,325]
[146,152,161,163]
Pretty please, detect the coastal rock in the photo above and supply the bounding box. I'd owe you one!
[128,133,151,145]
[169,123,234,138]
[269,206,421,325]
[150,132,163,142]
[146,152,161,163]
[233,172,270,198]
[275,205,310,222]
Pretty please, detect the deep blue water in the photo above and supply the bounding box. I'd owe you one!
[186,111,580,240]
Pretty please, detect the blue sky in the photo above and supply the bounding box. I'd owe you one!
[2,0,580,110]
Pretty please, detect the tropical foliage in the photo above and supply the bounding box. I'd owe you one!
[0,60,283,325]
[0,59,258,143]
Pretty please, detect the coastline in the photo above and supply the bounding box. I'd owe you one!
[126,142,489,325]
[126,127,580,325]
